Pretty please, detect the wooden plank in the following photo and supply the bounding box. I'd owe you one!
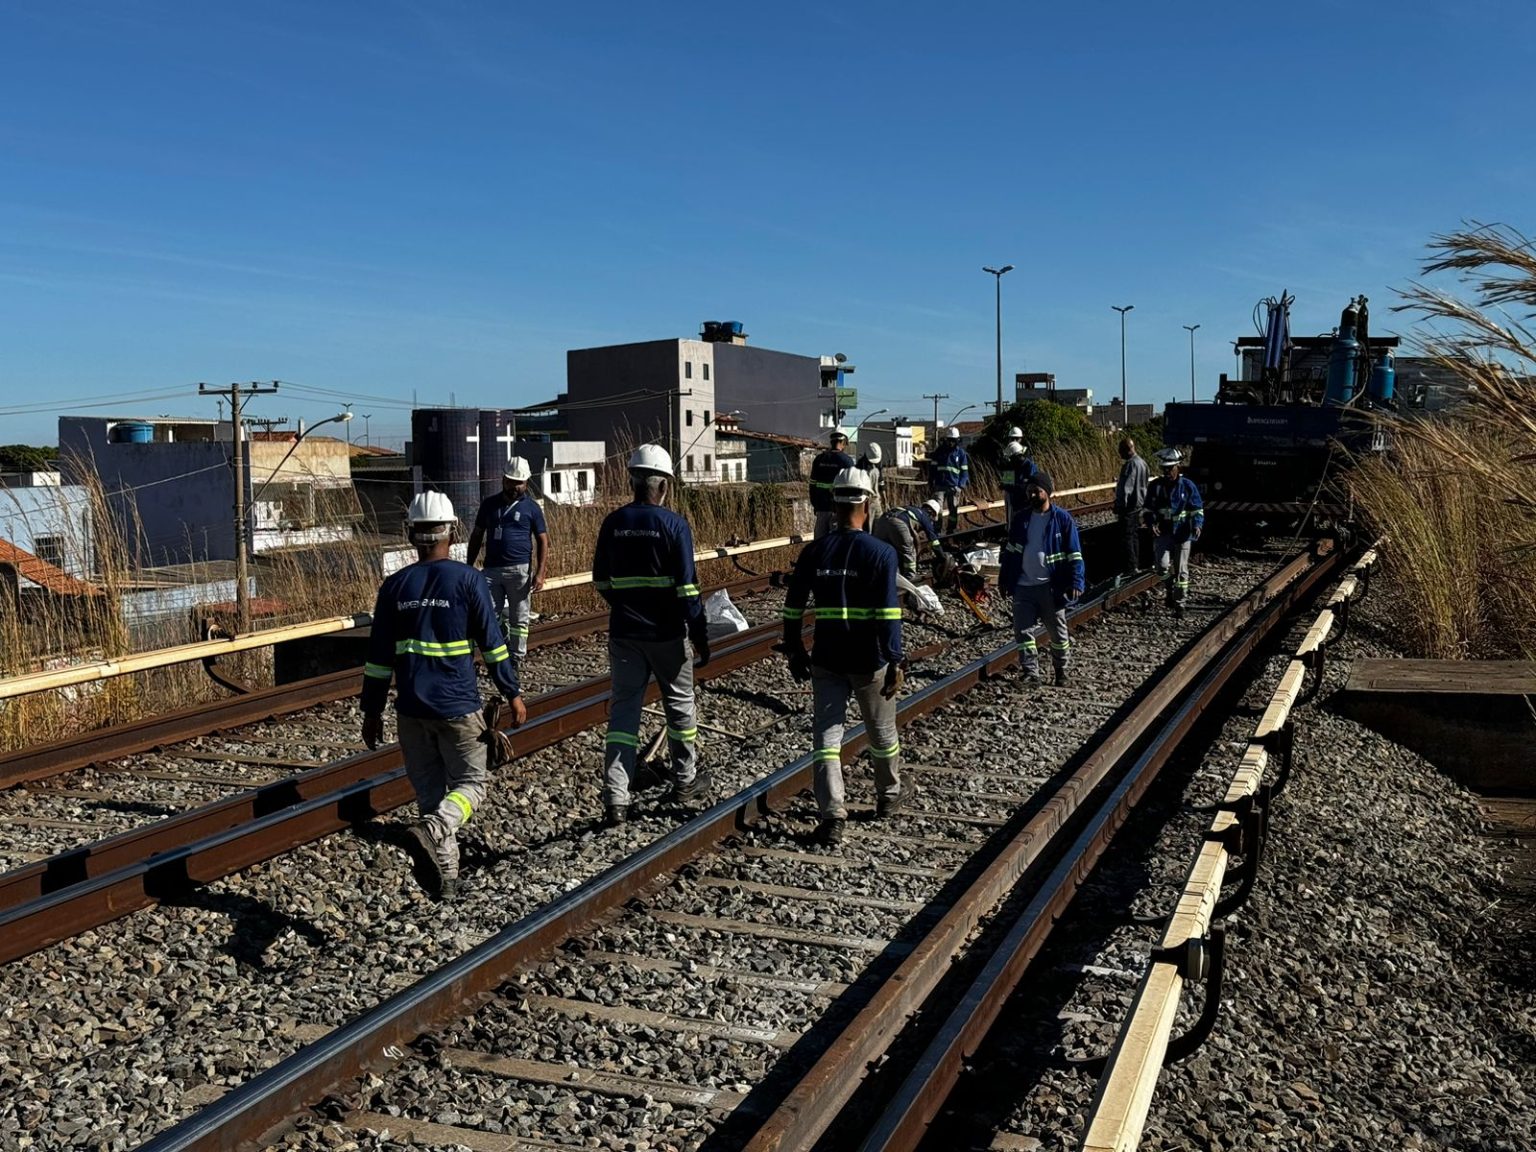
[521,993,802,1048]
[1345,658,1536,696]
[1295,610,1333,656]
[738,845,951,879]
[345,1112,564,1151]
[1326,575,1358,606]
[581,950,850,997]
[697,875,924,913]
[652,909,894,953]
[1254,660,1306,738]
[443,1046,749,1111]
[1220,745,1268,807]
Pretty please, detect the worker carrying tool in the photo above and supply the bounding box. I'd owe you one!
[999,471,1084,687]
[928,425,970,534]
[783,466,906,847]
[809,431,856,539]
[1145,447,1204,615]
[361,491,526,901]
[592,444,711,827]
[467,456,549,663]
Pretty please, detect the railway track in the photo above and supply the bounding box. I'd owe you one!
[59,542,1342,1152]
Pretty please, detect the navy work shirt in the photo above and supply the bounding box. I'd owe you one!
[783,528,903,675]
[474,492,547,567]
[592,501,704,641]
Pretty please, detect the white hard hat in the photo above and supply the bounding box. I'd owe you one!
[1157,447,1184,468]
[864,442,883,464]
[923,498,942,517]
[1008,426,1023,439]
[947,426,961,439]
[628,443,674,478]
[407,490,455,524]
[831,466,875,504]
[503,457,532,482]
[1003,441,1025,458]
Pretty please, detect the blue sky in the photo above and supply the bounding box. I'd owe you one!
[4,0,1534,446]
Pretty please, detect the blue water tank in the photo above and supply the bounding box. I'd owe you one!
[411,408,482,521]
[1368,351,1396,406]
[1324,300,1362,407]
[112,421,154,444]
[725,321,744,336]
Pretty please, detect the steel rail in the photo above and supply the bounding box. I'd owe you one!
[0,612,812,963]
[851,543,1343,1152]
[130,569,1164,1152]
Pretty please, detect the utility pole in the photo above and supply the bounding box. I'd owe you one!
[1183,324,1201,403]
[1112,305,1135,409]
[199,380,279,635]
[923,392,950,430]
[982,265,1014,416]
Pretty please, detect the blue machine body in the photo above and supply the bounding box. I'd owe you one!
[1368,351,1395,405]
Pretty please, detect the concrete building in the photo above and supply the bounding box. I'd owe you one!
[58,416,359,567]
[856,420,915,469]
[0,473,92,579]
[516,440,604,506]
[564,323,845,483]
[1089,401,1156,429]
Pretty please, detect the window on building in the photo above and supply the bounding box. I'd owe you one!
[550,471,563,494]
[32,535,65,569]
[687,455,695,474]
[704,454,712,472]
[577,470,589,492]
[685,361,693,379]
[703,363,710,381]
[736,462,744,481]
[703,409,711,425]
[686,409,694,427]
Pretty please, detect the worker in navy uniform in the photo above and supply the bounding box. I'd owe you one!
[467,456,549,664]
[1145,448,1204,615]
[361,491,526,900]
[809,431,856,539]
[999,471,1085,686]
[999,440,1039,526]
[872,497,943,606]
[592,444,711,826]
[928,425,970,534]
[857,441,885,519]
[783,466,906,846]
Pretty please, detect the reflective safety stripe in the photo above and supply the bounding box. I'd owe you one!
[505,626,530,637]
[396,639,473,657]
[363,662,393,679]
[446,790,474,823]
[667,726,698,742]
[608,575,676,589]
[781,606,805,619]
[676,583,700,598]
[812,747,842,762]
[869,740,901,759]
[810,481,834,489]
[605,731,640,747]
[595,579,612,590]
[483,644,511,664]
[814,606,904,621]
[1049,639,1071,651]
[1017,638,1038,651]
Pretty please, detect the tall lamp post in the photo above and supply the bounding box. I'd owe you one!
[983,265,1015,417]
[1112,305,1134,412]
[1183,323,1201,403]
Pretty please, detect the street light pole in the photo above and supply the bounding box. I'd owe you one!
[199,380,279,634]
[1183,323,1201,403]
[1112,305,1134,412]
[983,265,1014,417]
[362,414,372,447]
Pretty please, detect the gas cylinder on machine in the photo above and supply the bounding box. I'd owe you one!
[1367,349,1396,406]
[1324,298,1364,406]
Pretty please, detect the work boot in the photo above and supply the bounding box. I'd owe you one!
[667,767,712,805]
[1021,665,1044,687]
[1054,665,1069,687]
[603,804,629,828]
[813,817,846,847]
[437,876,460,903]
[876,780,913,819]
[401,821,446,897]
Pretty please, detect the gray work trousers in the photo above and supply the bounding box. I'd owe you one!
[604,635,698,807]
[1119,513,1142,576]
[485,563,532,656]
[811,664,902,819]
[1154,535,1192,604]
[872,513,919,578]
[932,488,961,534]
[813,510,839,540]
[1012,582,1071,676]
[397,710,489,881]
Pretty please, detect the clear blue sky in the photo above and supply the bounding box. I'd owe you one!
[4,0,1534,446]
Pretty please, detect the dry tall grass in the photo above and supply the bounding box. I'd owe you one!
[1346,221,1536,658]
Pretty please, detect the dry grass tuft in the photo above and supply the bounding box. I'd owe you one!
[1347,221,1536,657]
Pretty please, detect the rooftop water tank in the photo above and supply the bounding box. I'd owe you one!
[111,421,154,444]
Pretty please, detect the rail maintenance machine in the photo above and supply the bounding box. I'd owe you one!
[1163,291,1397,542]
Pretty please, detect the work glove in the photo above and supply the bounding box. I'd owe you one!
[689,620,711,669]
[881,662,906,700]
[786,645,813,683]
[361,711,384,751]
[480,701,516,769]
